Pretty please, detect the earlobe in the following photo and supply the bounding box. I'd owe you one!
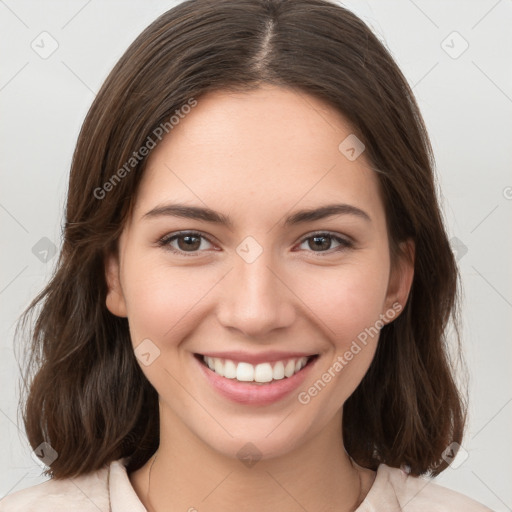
[105,252,127,318]
[384,239,415,321]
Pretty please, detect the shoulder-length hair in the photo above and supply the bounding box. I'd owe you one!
[16,0,466,479]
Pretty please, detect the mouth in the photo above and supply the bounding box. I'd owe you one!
[194,353,319,384]
[193,352,319,405]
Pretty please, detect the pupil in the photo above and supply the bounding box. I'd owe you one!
[177,235,332,252]
[179,235,200,251]
[311,236,330,251]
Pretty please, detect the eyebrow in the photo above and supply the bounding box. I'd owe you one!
[141,202,371,227]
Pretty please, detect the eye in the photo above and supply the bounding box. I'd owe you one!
[157,230,353,258]
[157,231,215,257]
[296,232,353,255]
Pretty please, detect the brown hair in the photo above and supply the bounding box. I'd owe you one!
[16,0,466,479]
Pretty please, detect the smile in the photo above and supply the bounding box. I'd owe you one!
[198,354,315,383]
[194,352,319,405]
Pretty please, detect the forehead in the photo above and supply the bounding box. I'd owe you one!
[132,85,385,227]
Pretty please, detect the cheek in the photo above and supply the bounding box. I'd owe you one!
[293,258,390,342]
[293,264,390,416]
[121,257,222,347]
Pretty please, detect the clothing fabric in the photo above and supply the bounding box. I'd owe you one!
[0,458,493,511]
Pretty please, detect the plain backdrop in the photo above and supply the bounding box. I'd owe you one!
[1,0,511,509]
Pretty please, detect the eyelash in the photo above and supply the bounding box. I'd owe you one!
[156,230,354,258]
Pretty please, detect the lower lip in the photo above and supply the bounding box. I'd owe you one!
[194,355,318,406]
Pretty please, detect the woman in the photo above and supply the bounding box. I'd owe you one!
[3,0,493,510]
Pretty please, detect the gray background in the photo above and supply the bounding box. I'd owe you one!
[1,0,511,509]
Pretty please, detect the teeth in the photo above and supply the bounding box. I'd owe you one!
[214,358,224,377]
[224,359,237,379]
[202,355,311,383]
[284,359,296,377]
[254,363,273,383]
[273,361,285,380]
[236,362,254,382]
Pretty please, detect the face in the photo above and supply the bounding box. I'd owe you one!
[106,85,413,461]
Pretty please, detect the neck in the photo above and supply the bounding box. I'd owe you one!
[130,407,373,512]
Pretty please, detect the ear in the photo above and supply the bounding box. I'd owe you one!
[105,251,127,318]
[383,239,415,321]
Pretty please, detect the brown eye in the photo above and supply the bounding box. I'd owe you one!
[308,235,332,251]
[158,231,214,256]
[175,234,202,251]
[298,233,352,254]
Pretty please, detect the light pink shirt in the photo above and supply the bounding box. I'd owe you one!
[0,458,493,511]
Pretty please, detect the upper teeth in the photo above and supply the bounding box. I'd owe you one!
[203,356,309,383]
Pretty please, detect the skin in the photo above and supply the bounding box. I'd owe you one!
[105,85,414,511]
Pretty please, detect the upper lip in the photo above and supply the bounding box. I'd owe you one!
[196,351,318,365]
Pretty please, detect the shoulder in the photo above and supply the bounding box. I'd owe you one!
[0,464,110,512]
[360,463,494,511]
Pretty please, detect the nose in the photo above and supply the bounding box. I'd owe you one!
[216,249,296,339]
